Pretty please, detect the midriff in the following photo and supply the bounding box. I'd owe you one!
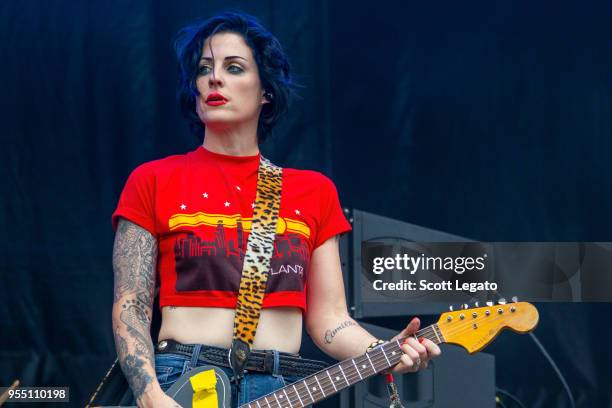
[158,306,303,354]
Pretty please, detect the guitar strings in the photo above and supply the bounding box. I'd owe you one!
[248,323,471,408]
[246,339,415,408]
[246,308,526,408]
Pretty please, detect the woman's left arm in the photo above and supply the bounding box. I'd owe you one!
[305,236,441,373]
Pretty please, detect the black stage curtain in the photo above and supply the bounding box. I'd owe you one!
[1,1,611,406]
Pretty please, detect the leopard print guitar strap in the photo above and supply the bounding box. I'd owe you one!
[229,155,283,383]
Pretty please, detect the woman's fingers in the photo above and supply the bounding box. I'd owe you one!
[398,342,420,372]
[396,317,420,338]
[399,354,417,372]
[421,338,442,358]
[396,337,439,373]
[405,337,427,363]
[391,318,443,374]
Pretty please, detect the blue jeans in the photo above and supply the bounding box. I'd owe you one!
[155,348,304,408]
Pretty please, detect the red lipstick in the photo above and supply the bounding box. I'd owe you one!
[206,91,227,106]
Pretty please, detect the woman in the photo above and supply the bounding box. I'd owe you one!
[111,11,440,408]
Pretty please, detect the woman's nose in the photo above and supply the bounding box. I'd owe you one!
[208,69,224,87]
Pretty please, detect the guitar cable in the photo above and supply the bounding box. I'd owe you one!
[486,290,576,408]
[495,331,575,408]
[495,395,508,408]
[495,387,526,408]
[528,331,576,408]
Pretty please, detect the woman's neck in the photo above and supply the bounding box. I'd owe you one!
[203,122,259,156]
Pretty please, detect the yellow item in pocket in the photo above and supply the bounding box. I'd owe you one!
[190,369,218,408]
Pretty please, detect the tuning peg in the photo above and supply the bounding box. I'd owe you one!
[512,296,518,303]
[463,304,469,310]
[449,305,454,311]
[486,301,494,306]
[474,302,479,307]
[498,298,507,304]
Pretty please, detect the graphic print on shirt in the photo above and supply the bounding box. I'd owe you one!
[170,212,310,294]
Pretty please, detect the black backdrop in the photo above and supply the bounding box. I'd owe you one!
[1,0,611,406]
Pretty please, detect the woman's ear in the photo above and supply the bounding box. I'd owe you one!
[262,91,273,104]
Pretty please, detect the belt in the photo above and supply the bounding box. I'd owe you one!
[156,339,328,378]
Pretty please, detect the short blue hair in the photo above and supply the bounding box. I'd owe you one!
[174,11,294,142]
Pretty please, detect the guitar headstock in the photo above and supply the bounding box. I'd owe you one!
[437,301,538,353]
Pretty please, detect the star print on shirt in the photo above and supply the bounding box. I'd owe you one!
[295,209,301,215]
[251,202,256,208]
[224,201,231,207]
[180,204,187,210]
[202,192,208,198]
[236,186,241,191]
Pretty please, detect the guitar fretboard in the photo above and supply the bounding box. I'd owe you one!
[239,323,444,408]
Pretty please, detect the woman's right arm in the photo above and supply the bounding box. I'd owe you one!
[112,218,180,407]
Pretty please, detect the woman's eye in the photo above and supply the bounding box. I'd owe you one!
[227,65,244,74]
[198,65,212,75]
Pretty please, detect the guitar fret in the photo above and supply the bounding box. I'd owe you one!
[326,370,338,391]
[292,384,304,407]
[366,352,377,372]
[352,359,363,380]
[274,393,281,407]
[304,378,314,402]
[256,400,262,408]
[314,375,325,397]
[433,324,443,343]
[338,364,351,385]
[282,389,292,408]
[389,343,401,362]
[380,347,391,366]
[264,396,272,408]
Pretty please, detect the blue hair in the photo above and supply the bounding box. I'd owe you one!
[174,10,295,142]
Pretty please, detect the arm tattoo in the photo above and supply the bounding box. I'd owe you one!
[113,220,156,303]
[324,320,357,344]
[112,219,158,400]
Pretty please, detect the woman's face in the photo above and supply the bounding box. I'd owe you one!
[195,32,267,130]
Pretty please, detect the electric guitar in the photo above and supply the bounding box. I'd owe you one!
[156,301,539,408]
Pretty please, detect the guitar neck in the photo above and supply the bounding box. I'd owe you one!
[240,324,445,408]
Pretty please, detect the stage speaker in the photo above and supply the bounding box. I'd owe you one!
[340,208,474,318]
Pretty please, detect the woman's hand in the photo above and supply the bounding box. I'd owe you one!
[390,317,441,373]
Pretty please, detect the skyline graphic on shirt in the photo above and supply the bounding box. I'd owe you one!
[173,219,309,293]
[168,211,311,239]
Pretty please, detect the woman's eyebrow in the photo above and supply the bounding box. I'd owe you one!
[200,56,248,62]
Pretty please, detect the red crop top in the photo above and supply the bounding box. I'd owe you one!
[112,146,352,312]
